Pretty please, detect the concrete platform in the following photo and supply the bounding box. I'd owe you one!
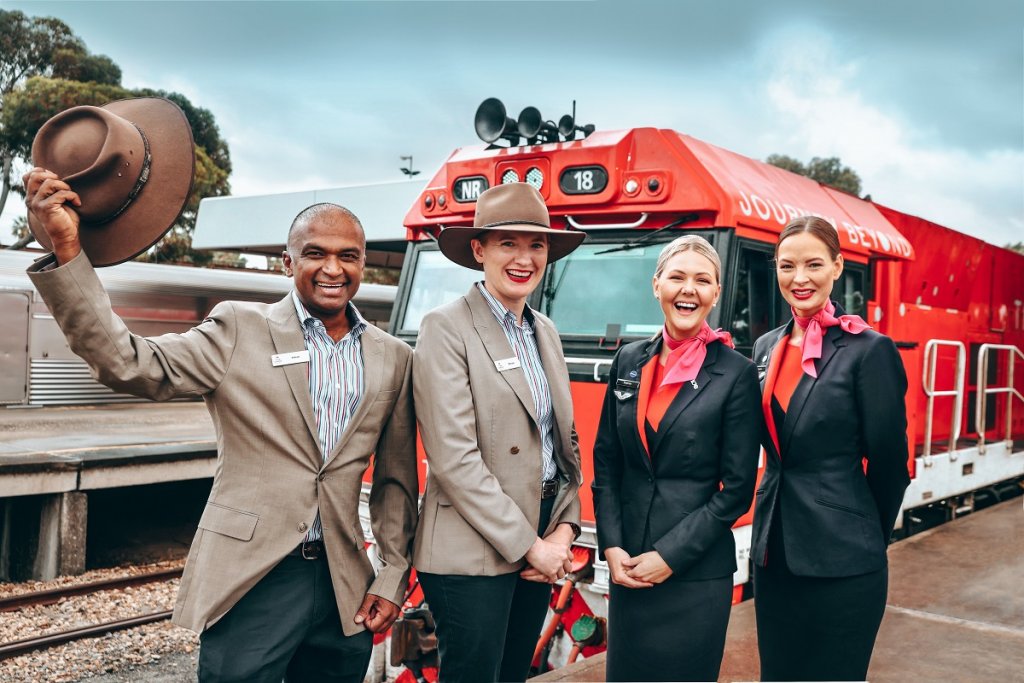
[0,403,216,496]
[0,403,215,580]
[536,497,1024,682]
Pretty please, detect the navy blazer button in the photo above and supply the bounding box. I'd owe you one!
[298,522,308,532]
[510,446,520,454]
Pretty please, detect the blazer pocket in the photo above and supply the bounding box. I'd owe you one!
[375,388,398,402]
[814,498,867,519]
[198,502,259,541]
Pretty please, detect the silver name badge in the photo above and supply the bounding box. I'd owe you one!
[494,356,522,372]
[614,378,639,401]
[272,350,311,367]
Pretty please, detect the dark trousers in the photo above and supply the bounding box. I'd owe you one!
[198,552,373,683]
[419,496,555,683]
[754,559,888,682]
[606,576,732,682]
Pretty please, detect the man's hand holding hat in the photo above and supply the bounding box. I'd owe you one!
[24,168,83,265]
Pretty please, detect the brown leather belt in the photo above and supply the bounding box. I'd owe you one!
[289,540,325,560]
[541,478,560,499]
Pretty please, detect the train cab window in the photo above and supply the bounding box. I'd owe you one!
[397,248,480,333]
[539,242,666,339]
[835,263,867,317]
[729,243,779,355]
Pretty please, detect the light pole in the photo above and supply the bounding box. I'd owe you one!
[400,156,420,178]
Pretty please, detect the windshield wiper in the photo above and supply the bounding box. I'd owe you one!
[592,213,699,255]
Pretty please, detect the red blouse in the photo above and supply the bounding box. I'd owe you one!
[772,340,805,413]
[761,335,806,456]
[636,355,683,456]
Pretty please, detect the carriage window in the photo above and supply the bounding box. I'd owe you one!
[730,245,777,353]
[540,242,665,337]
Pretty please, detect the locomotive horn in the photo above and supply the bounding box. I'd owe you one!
[475,98,520,145]
[517,106,559,143]
[558,114,596,140]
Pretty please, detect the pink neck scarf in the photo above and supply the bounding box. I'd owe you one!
[792,300,870,377]
[660,322,734,387]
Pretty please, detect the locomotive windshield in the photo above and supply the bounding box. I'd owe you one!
[395,232,722,343]
[538,242,663,337]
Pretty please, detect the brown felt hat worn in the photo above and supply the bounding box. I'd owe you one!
[437,182,585,270]
[29,97,195,266]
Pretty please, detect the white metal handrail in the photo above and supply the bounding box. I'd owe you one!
[564,357,614,382]
[921,340,966,463]
[976,343,1024,454]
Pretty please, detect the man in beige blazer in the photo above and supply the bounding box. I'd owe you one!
[412,183,584,682]
[24,134,417,680]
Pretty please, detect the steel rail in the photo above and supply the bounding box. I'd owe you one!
[0,610,173,660]
[0,567,183,612]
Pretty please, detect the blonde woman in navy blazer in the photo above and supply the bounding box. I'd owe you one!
[593,235,761,682]
[751,216,910,681]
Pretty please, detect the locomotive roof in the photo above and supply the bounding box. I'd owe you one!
[404,127,915,261]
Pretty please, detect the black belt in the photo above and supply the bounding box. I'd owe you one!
[289,540,325,560]
[541,478,560,499]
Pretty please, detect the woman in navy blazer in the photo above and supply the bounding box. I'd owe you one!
[751,216,910,681]
[593,235,761,682]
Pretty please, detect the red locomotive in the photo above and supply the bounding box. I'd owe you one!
[381,98,1024,676]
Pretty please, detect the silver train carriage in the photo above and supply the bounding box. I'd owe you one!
[0,250,396,407]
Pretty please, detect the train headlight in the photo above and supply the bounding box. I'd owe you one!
[501,169,521,184]
[525,167,544,190]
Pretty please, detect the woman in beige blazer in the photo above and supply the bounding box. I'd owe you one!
[412,183,585,683]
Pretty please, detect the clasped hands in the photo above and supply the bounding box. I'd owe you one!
[520,523,576,583]
[604,546,673,588]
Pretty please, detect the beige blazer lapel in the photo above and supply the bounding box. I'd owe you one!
[466,286,538,424]
[267,295,321,460]
[323,324,384,469]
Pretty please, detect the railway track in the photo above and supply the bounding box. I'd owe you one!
[0,567,182,661]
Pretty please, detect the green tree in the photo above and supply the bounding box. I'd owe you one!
[1005,241,1024,255]
[766,153,863,197]
[0,9,90,220]
[51,48,121,86]
[764,154,806,175]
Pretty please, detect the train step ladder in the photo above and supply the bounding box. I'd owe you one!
[975,343,1024,455]
[922,339,966,465]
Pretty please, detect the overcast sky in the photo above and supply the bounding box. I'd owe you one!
[3,0,1022,247]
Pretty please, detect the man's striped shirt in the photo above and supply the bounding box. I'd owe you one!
[292,291,367,542]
